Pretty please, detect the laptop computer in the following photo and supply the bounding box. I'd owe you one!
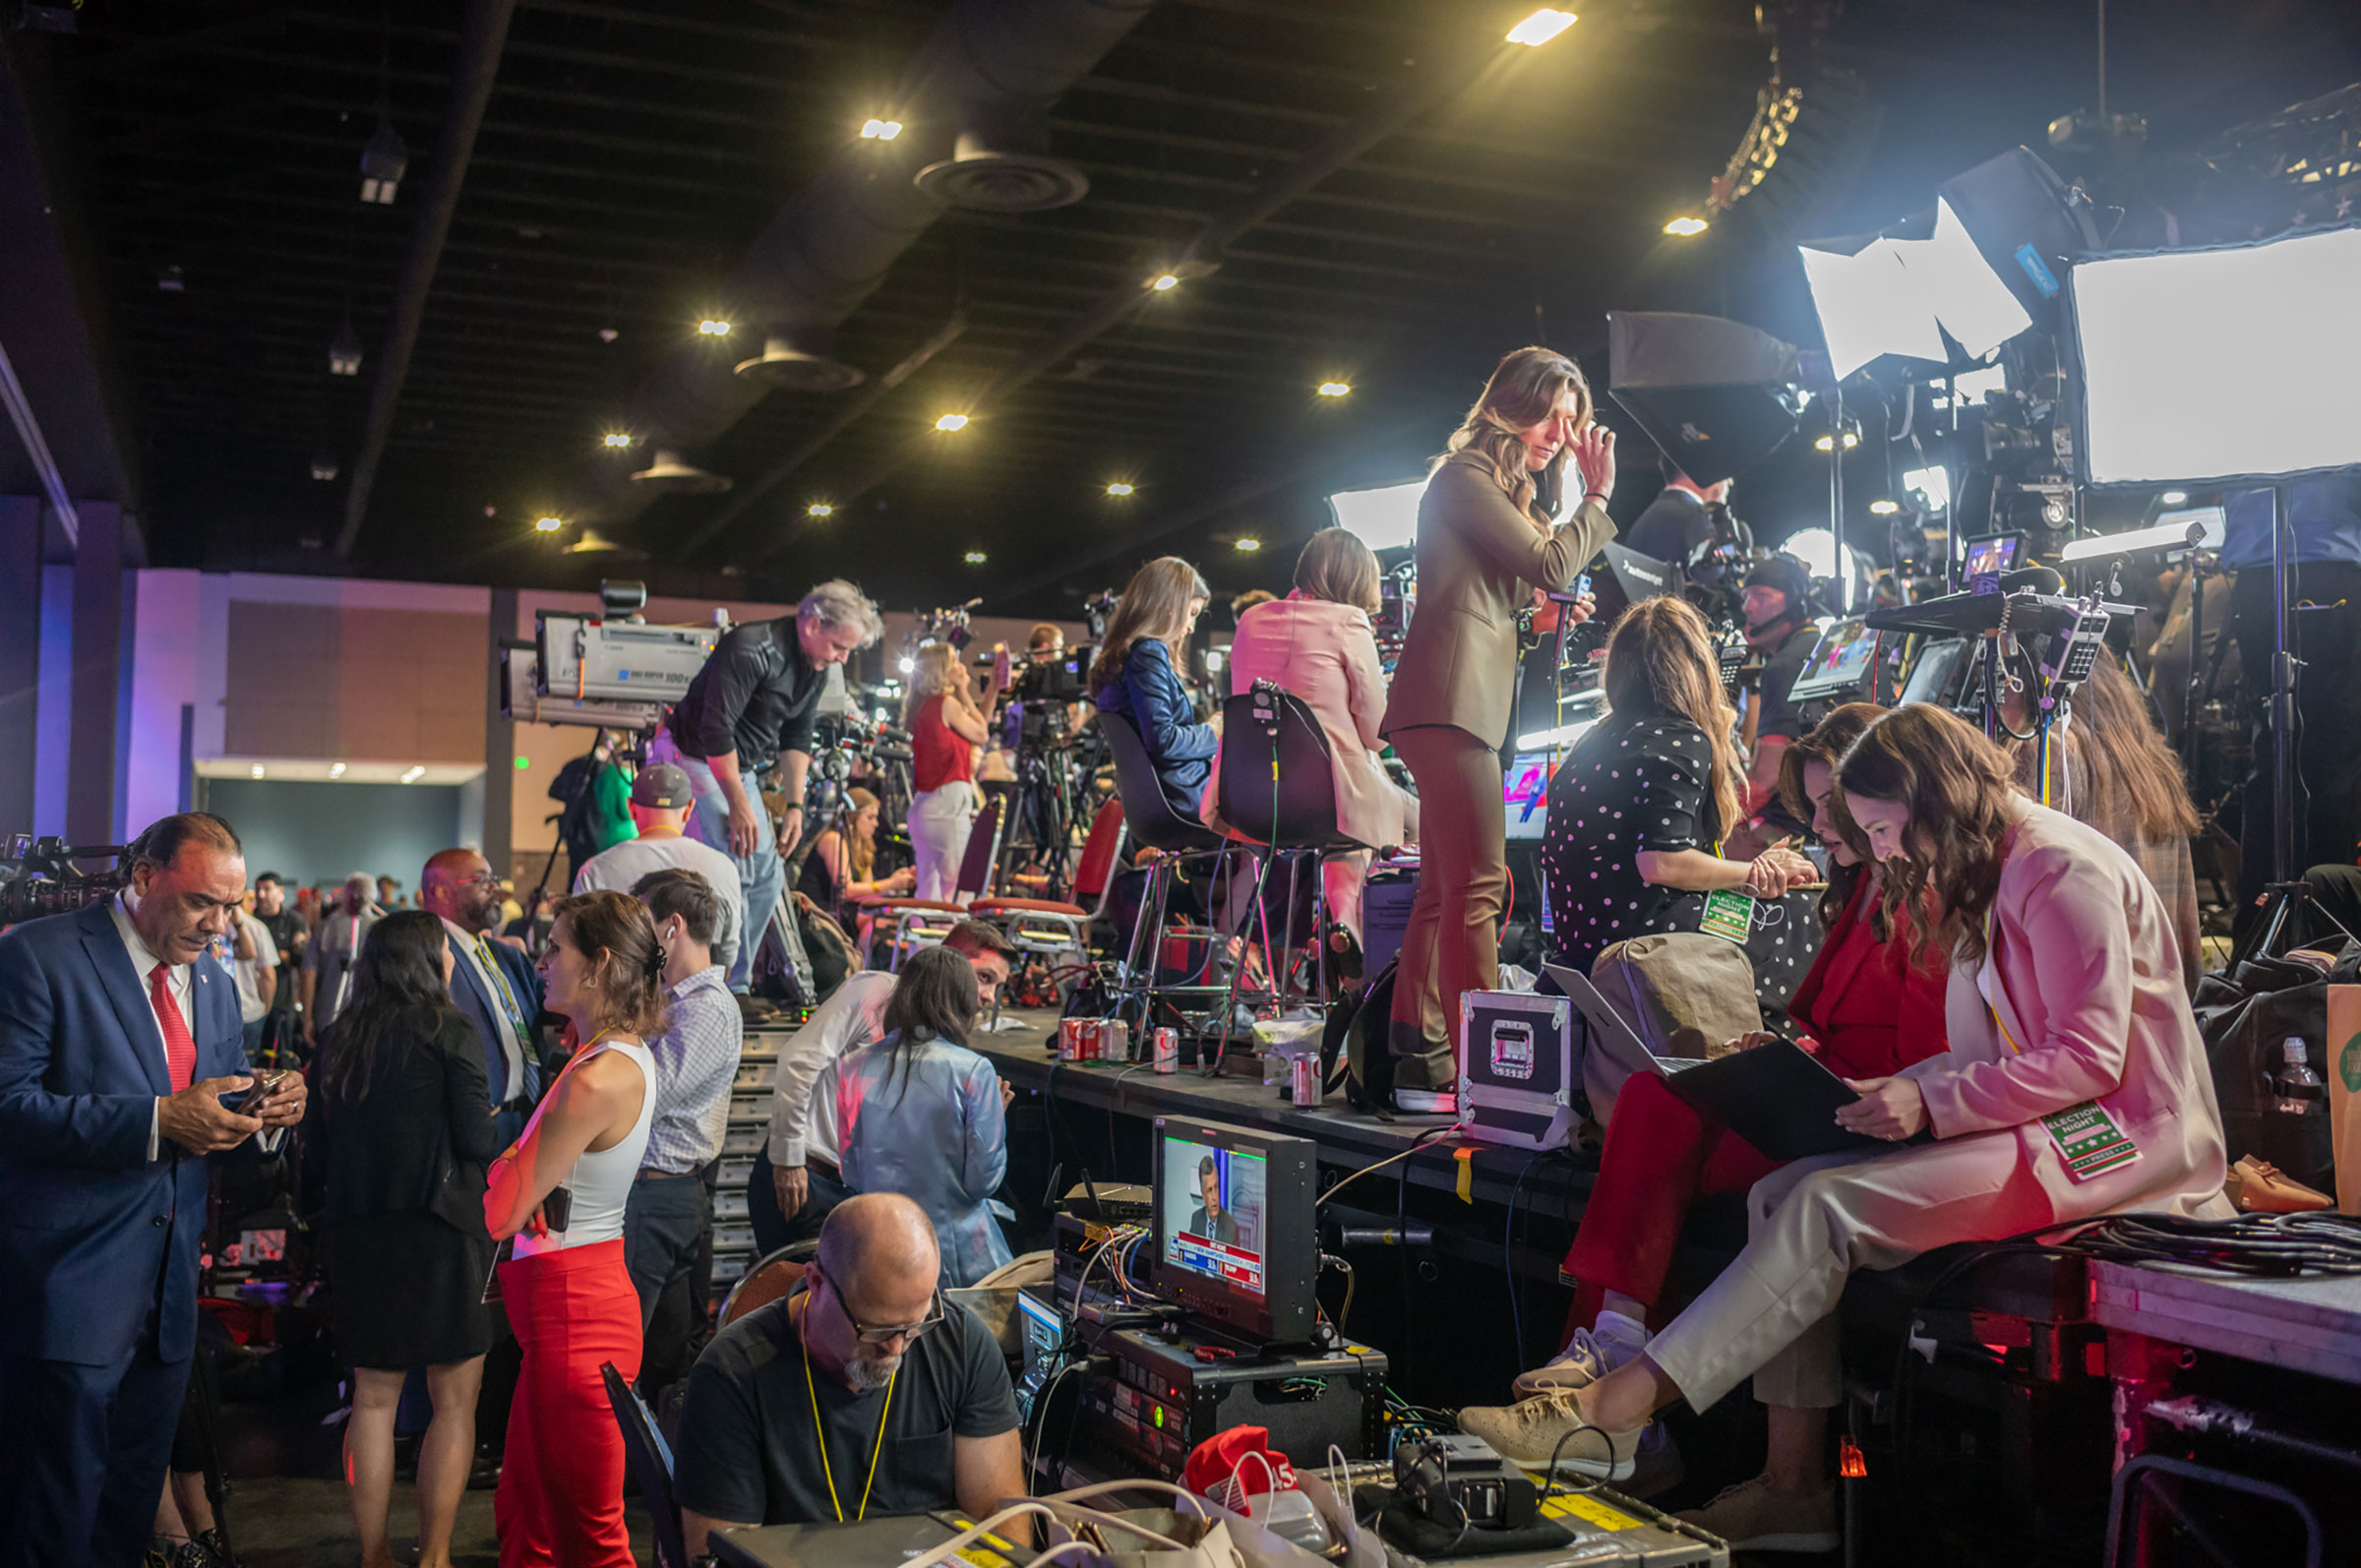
[1543,964,1704,1079]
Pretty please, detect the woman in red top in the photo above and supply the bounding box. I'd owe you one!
[1516,703,1950,1394]
[905,643,1009,902]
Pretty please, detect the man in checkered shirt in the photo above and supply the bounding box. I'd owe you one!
[623,868,744,1396]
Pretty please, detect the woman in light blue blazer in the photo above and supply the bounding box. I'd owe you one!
[829,946,1014,1288]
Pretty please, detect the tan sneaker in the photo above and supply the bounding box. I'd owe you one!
[1455,1392,1641,1480]
[1513,1324,1645,1399]
[1674,1476,1840,1553]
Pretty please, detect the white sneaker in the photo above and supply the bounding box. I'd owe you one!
[1456,1392,1642,1481]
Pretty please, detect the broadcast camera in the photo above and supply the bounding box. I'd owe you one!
[503,579,729,737]
[1083,590,1119,643]
[1,835,129,926]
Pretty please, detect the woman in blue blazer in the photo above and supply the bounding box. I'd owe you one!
[1089,557,1215,816]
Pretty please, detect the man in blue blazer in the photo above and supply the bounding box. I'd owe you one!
[421,847,546,1146]
[0,813,306,1566]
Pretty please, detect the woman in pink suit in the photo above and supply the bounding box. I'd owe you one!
[1203,527,1417,945]
[1459,702,2230,1554]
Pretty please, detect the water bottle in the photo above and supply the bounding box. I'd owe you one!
[2272,1037,2325,1116]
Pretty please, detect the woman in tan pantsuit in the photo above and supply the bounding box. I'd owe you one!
[1460,705,2229,1554]
[1379,346,1618,1107]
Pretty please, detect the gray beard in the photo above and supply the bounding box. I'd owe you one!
[845,1353,900,1392]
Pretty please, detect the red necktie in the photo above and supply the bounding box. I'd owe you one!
[150,963,197,1093]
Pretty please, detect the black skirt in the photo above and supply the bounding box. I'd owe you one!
[329,1210,497,1368]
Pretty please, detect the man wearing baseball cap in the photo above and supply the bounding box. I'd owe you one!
[572,763,747,980]
[1739,554,1826,821]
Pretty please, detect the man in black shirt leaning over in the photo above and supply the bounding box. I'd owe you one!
[665,579,882,999]
[673,1193,1028,1553]
[1738,555,1826,823]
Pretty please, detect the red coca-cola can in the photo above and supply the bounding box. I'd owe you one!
[1059,1018,1083,1061]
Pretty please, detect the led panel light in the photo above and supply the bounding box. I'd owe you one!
[1507,9,1577,46]
[2070,224,2361,485]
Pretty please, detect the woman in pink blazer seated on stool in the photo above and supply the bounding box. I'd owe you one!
[1460,701,2231,1555]
[1203,527,1418,951]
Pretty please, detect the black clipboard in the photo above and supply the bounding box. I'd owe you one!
[1658,1040,1899,1162]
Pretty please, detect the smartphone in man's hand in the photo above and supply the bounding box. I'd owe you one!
[220,1069,290,1113]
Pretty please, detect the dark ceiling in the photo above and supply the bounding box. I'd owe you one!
[19,0,2361,616]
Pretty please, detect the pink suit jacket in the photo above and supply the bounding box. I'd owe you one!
[1904,803,2229,1222]
[1203,592,1407,852]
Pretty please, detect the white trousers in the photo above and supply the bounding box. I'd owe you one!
[1642,1127,2058,1412]
[907,782,977,902]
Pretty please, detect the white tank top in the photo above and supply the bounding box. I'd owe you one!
[512,1038,656,1259]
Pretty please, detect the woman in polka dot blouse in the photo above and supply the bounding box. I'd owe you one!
[1537,597,1821,1022]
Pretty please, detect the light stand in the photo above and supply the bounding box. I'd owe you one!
[1830,384,1847,609]
[2234,485,2312,962]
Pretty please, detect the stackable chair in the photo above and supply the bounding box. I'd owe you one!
[970,794,1129,972]
[1212,681,1366,1035]
[717,1241,817,1328]
[601,1362,690,1568]
[859,794,1007,970]
[1096,711,1233,1034]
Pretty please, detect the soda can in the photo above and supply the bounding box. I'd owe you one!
[1291,1055,1321,1108]
[1153,1027,1179,1074]
[1080,1019,1103,1061]
[1059,1018,1083,1061]
[1104,1020,1130,1062]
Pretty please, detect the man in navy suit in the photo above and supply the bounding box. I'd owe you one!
[421,847,545,1146]
[0,813,306,1566]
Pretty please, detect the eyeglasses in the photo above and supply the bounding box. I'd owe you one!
[825,1276,944,1347]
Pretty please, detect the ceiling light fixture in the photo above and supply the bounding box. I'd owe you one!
[534,514,565,532]
[359,120,408,204]
[1506,8,1578,46]
[1316,381,1352,397]
[1664,215,1709,236]
[329,761,347,779]
[602,432,632,449]
[1235,537,1262,553]
[249,763,265,779]
[1868,499,1902,515]
[310,450,339,482]
[935,412,970,432]
[399,765,426,784]
[696,318,733,336]
[897,656,917,675]
[965,550,988,565]
[1105,482,1134,497]
[2160,490,2188,505]
[1149,273,1180,292]
[1813,431,1860,452]
[860,118,903,142]
[329,320,363,376]
[807,502,834,518]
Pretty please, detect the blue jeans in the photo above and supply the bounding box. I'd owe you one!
[674,754,783,994]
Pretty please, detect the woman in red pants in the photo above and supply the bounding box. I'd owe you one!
[1516,703,1950,1397]
[483,890,665,1568]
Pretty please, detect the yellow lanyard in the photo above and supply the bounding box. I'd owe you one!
[797,1294,896,1522]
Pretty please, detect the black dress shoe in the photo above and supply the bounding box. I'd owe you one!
[468,1446,504,1491]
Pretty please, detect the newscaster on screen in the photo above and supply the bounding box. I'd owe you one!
[1161,1137,1268,1300]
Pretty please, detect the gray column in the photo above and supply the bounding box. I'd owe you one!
[0,496,38,832]
[482,587,517,880]
[68,500,122,847]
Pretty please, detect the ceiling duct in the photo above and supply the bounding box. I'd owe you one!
[735,331,866,393]
[915,128,1090,212]
[559,0,1157,526]
[629,450,732,495]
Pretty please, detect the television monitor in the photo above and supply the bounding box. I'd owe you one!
[1786,618,1882,702]
[1153,1117,1318,1344]
[1502,753,1551,841]
[1962,533,2023,576]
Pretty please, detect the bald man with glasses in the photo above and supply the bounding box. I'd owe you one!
[673,1193,1026,1553]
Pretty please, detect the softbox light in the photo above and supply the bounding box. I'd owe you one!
[1328,478,1426,552]
[2068,222,2361,486]
[1798,197,2031,379]
[1606,312,1809,483]
[1937,146,2098,324]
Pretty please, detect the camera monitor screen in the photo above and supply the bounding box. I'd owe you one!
[1153,1117,1317,1343]
[1502,753,1551,841]
[1962,533,2022,577]
[1786,618,1882,703]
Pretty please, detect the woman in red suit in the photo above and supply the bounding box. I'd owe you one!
[1516,703,1950,1397]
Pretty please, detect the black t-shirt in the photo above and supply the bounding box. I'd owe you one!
[668,618,826,767]
[672,1291,1018,1528]
[256,907,309,1010]
[1755,621,1829,745]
